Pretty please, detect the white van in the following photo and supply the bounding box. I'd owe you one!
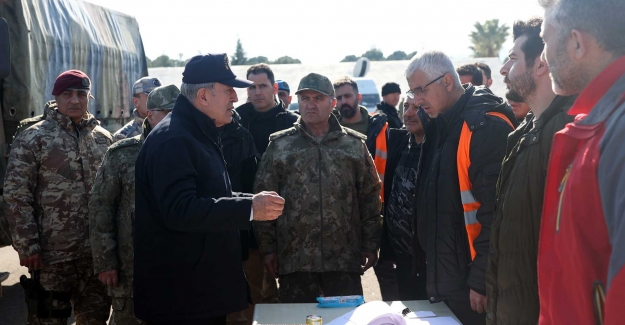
[354,78,380,113]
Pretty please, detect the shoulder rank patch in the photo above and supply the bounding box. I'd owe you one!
[109,136,140,151]
[343,127,367,140]
[269,127,298,141]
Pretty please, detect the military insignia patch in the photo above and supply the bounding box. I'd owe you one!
[82,77,90,87]
[224,56,230,70]
[95,137,108,144]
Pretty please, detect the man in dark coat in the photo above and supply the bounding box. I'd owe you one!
[405,51,516,325]
[235,64,298,154]
[133,53,285,325]
[485,18,576,325]
[376,82,403,129]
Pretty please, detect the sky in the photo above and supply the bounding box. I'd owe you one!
[83,0,545,64]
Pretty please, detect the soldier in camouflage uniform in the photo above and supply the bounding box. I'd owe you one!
[89,84,178,325]
[254,73,383,303]
[112,77,162,142]
[3,70,113,324]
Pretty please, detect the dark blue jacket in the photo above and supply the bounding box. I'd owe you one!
[134,95,253,321]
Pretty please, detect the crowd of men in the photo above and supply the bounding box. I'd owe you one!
[0,0,623,324]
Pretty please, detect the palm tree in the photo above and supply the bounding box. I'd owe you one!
[469,19,510,57]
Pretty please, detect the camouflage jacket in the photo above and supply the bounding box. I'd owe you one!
[14,110,48,140]
[113,109,143,142]
[3,102,113,264]
[89,121,149,297]
[254,115,382,274]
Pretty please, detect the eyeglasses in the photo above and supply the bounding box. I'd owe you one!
[406,74,446,98]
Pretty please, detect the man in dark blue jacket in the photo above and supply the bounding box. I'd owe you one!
[133,53,285,325]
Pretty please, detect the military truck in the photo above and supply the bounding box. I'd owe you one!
[0,0,147,246]
[0,0,148,168]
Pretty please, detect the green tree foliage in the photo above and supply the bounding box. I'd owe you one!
[362,47,385,61]
[147,55,185,68]
[273,56,301,64]
[231,38,248,65]
[407,51,418,60]
[340,55,359,62]
[469,19,510,57]
[386,50,407,61]
[246,56,270,65]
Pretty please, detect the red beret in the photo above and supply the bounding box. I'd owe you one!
[52,70,91,96]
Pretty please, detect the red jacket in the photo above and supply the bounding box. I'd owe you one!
[539,55,625,325]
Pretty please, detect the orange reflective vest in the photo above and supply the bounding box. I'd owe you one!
[373,122,388,202]
[457,112,513,260]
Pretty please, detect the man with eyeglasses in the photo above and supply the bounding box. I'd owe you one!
[113,77,162,142]
[405,52,515,325]
[89,84,178,325]
[255,73,382,303]
[4,69,114,324]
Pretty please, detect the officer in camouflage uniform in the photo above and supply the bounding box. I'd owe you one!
[89,84,178,325]
[3,70,113,324]
[254,73,383,303]
[112,76,162,142]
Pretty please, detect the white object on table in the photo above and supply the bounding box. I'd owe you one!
[253,300,459,325]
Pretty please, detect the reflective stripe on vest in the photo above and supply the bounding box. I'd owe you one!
[374,123,388,202]
[457,112,513,260]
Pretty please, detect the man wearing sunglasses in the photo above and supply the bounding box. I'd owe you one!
[405,51,516,325]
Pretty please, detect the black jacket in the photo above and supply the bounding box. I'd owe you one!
[414,85,516,302]
[134,95,253,321]
[376,101,403,129]
[365,112,388,158]
[235,100,298,153]
[224,112,260,257]
[485,96,575,325]
[380,129,423,263]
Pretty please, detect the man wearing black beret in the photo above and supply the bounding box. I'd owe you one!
[133,53,285,325]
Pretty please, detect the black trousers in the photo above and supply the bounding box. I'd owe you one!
[147,315,226,325]
[394,254,428,300]
[444,294,486,325]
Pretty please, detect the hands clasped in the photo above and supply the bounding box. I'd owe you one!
[252,191,285,221]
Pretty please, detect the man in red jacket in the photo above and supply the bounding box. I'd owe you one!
[538,0,625,324]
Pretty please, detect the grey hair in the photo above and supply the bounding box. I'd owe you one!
[180,82,215,102]
[404,51,461,88]
[540,0,625,56]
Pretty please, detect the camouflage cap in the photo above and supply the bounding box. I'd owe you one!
[147,84,180,110]
[295,73,335,97]
[133,77,162,95]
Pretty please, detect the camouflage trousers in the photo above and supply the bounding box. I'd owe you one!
[278,272,363,303]
[109,297,146,325]
[30,257,111,325]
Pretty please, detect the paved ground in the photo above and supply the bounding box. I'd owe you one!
[0,246,381,324]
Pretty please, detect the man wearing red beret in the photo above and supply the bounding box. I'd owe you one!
[3,70,113,324]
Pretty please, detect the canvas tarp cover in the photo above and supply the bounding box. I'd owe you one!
[0,0,147,137]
